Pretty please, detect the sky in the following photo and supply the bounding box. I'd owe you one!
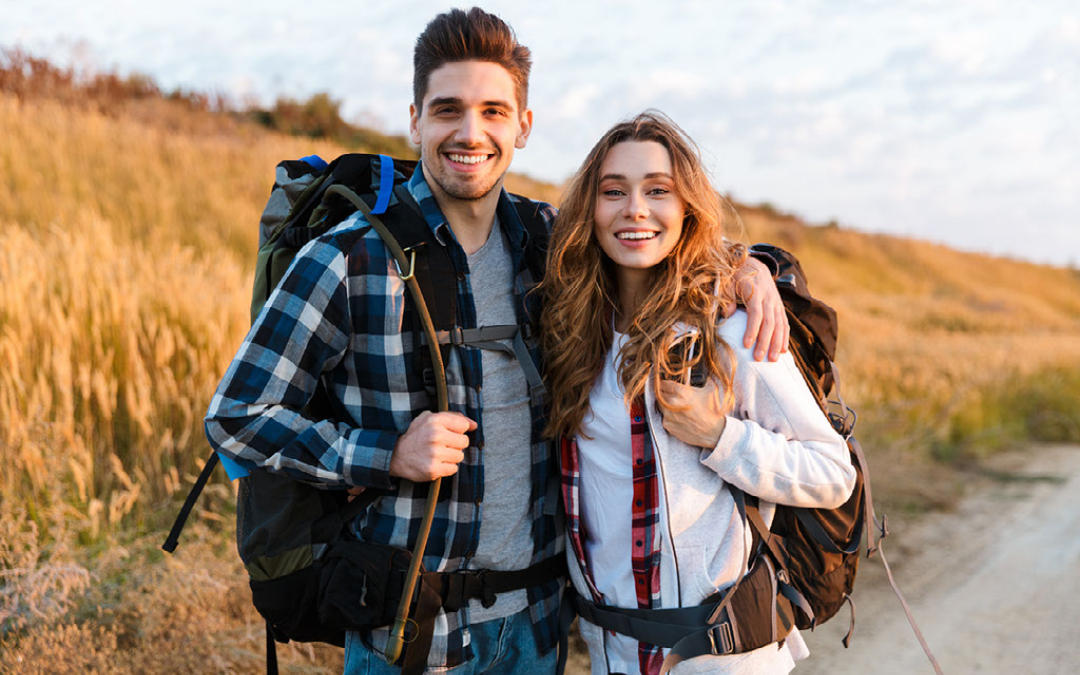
[4,0,1078,267]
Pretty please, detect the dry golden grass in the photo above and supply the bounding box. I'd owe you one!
[0,90,1078,671]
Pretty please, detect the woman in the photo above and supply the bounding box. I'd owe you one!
[540,112,856,675]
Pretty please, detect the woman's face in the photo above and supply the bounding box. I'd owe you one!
[593,141,685,274]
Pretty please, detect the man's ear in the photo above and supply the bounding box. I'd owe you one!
[515,108,533,149]
[409,103,422,145]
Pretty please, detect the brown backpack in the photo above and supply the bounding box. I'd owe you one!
[573,246,944,675]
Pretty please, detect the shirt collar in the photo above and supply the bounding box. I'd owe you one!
[405,160,528,252]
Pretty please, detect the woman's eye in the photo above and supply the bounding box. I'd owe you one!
[602,188,625,197]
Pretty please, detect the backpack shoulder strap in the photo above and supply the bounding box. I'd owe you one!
[511,196,551,288]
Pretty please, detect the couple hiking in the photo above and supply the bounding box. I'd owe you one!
[201,7,859,675]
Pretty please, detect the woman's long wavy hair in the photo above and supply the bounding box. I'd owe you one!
[541,111,747,440]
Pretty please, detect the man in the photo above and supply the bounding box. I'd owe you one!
[206,7,787,674]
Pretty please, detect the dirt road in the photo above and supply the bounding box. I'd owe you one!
[797,444,1080,675]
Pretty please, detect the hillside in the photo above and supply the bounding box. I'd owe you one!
[1,61,1079,672]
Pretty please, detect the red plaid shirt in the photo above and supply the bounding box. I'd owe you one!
[561,398,664,675]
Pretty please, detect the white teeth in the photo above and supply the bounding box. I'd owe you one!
[616,231,658,240]
[448,154,489,165]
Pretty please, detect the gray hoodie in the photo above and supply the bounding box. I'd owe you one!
[567,310,857,675]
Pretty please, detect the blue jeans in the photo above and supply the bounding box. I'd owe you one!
[343,607,557,675]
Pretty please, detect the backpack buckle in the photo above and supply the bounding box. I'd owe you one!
[708,621,735,655]
[396,249,417,282]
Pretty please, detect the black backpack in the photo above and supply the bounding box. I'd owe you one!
[164,153,559,675]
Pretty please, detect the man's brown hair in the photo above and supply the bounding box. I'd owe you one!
[413,7,532,111]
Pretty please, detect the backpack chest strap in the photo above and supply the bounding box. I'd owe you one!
[423,324,547,406]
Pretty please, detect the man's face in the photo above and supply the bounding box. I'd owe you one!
[410,60,532,203]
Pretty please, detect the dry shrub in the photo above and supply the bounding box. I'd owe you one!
[0,503,90,635]
[0,622,124,675]
[0,511,340,674]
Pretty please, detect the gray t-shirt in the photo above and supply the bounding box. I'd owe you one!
[465,220,534,622]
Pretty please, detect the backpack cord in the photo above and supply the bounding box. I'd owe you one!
[875,539,945,675]
[324,184,449,668]
[847,408,945,674]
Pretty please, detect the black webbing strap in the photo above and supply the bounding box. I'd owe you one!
[399,556,567,675]
[162,452,220,553]
[266,620,279,675]
[573,592,740,675]
[573,594,719,647]
[556,588,574,675]
[427,325,547,405]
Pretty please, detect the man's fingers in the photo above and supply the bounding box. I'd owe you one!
[434,412,478,434]
[753,306,775,361]
[742,295,763,350]
[769,305,789,361]
[438,428,472,451]
[436,460,462,478]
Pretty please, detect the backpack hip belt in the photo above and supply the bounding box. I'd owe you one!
[572,551,797,675]
[393,556,567,675]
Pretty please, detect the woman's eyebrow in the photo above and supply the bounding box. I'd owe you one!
[599,172,674,181]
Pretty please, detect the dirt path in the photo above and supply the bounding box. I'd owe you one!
[797,443,1080,675]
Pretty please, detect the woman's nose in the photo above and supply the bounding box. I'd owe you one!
[625,192,648,220]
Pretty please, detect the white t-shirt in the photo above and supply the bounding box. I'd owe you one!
[578,330,641,673]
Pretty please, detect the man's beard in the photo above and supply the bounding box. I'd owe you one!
[429,144,504,201]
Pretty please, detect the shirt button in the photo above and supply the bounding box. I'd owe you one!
[636,459,643,466]
[475,498,483,506]
[477,441,485,450]
[466,550,476,559]
[637,579,644,585]
[475,384,482,393]
[636,500,643,507]
[636,540,643,547]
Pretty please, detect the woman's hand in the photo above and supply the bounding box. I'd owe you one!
[657,379,728,448]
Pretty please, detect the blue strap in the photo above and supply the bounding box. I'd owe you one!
[217,452,251,480]
[373,154,394,215]
[300,154,328,170]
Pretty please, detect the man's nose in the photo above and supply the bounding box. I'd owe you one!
[454,111,484,146]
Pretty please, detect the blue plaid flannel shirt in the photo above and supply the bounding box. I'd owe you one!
[205,164,563,667]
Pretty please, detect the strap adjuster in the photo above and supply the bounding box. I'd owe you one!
[708,622,735,655]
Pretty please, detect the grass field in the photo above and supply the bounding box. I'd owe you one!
[1,82,1078,672]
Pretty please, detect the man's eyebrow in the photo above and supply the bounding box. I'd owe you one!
[426,97,514,109]
[427,96,462,108]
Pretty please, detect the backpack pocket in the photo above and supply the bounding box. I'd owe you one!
[250,563,342,645]
[316,539,414,632]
